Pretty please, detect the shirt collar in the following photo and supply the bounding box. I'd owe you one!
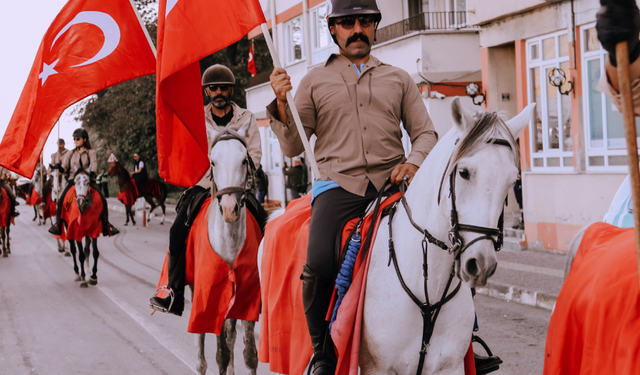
[324,53,383,72]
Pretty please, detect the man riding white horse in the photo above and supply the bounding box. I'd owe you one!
[48,128,119,237]
[268,1,501,373]
[149,64,268,316]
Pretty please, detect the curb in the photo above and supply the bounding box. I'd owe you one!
[475,281,556,311]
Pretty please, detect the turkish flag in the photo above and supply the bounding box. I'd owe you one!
[156,0,266,187]
[0,0,156,178]
[248,43,257,77]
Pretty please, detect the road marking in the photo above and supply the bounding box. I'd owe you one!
[23,217,196,374]
[499,260,564,278]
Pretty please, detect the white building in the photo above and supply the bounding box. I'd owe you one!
[246,0,483,206]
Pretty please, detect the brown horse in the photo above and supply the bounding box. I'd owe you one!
[108,160,167,225]
[0,178,14,257]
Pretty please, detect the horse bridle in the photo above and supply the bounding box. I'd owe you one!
[387,137,511,375]
[211,132,255,208]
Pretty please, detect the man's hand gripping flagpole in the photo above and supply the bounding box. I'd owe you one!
[261,24,321,179]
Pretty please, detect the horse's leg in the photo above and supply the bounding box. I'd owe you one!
[32,206,37,221]
[1,228,6,257]
[226,319,237,375]
[89,238,99,285]
[196,333,208,375]
[216,320,232,375]
[130,205,136,226]
[160,201,166,225]
[242,320,258,375]
[77,240,88,288]
[145,196,155,222]
[69,241,81,281]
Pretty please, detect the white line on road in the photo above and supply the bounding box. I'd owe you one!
[499,260,564,278]
[23,217,196,374]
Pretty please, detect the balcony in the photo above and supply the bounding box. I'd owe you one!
[375,11,473,45]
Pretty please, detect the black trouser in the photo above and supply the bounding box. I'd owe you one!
[101,182,109,198]
[302,182,378,368]
[55,180,110,234]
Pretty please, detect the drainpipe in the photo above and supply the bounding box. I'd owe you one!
[571,0,576,69]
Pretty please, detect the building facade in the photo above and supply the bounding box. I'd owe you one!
[470,0,636,251]
[246,0,484,205]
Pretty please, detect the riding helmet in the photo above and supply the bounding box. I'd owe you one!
[327,0,382,44]
[202,64,236,86]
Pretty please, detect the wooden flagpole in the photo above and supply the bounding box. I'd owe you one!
[260,23,321,179]
[615,41,640,288]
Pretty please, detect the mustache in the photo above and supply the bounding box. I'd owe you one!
[212,95,228,101]
[346,33,370,47]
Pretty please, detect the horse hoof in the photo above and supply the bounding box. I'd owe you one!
[74,274,82,282]
[64,251,71,257]
[80,281,88,288]
[2,253,7,258]
[124,222,128,226]
[89,277,98,286]
[159,222,164,225]
[58,248,65,253]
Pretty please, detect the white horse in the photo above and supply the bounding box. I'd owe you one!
[194,123,259,375]
[51,168,69,255]
[359,98,534,373]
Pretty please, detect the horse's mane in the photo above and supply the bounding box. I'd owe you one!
[73,167,89,179]
[447,111,520,176]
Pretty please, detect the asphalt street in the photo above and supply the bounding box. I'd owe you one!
[0,204,550,374]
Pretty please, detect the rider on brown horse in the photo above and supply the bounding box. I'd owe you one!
[149,64,268,316]
[0,167,19,217]
[131,153,148,191]
[48,128,119,237]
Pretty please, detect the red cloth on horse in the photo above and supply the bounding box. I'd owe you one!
[42,189,55,220]
[26,186,41,206]
[0,187,15,227]
[258,194,475,374]
[136,178,163,196]
[60,186,103,241]
[543,222,640,375]
[118,178,138,206]
[156,198,262,335]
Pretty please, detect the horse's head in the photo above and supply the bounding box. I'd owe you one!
[74,169,92,214]
[209,121,252,223]
[108,161,119,177]
[444,98,534,287]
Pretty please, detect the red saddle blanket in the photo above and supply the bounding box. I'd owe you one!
[0,187,15,227]
[60,186,103,241]
[258,193,476,374]
[135,178,163,196]
[118,179,138,206]
[42,188,55,220]
[156,198,262,335]
[544,222,640,375]
[26,186,41,206]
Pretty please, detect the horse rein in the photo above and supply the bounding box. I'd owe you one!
[386,137,511,375]
[211,132,255,208]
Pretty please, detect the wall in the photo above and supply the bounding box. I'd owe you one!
[487,43,518,117]
[523,173,626,251]
[467,0,551,26]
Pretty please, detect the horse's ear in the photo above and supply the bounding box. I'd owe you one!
[451,97,474,133]
[237,117,251,139]
[506,103,536,139]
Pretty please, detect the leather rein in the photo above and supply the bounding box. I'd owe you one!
[211,132,255,208]
[386,138,510,375]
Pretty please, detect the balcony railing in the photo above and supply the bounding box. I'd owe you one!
[374,11,471,45]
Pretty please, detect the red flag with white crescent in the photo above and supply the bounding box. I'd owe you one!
[156,0,266,187]
[248,42,257,77]
[0,0,156,178]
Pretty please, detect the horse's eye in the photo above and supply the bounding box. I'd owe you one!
[459,168,470,180]
[210,161,215,167]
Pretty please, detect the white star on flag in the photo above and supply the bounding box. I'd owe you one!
[39,59,60,85]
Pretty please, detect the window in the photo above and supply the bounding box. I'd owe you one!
[527,32,573,170]
[582,25,640,170]
[310,3,333,65]
[446,0,466,27]
[285,16,304,66]
[268,129,282,172]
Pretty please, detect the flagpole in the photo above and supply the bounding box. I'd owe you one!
[128,0,157,57]
[260,23,320,179]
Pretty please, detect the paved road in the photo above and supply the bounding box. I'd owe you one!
[0,204,551,374]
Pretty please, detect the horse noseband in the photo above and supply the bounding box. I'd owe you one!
[215,187,248,208]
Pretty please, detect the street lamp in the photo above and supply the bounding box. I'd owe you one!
[465,82,486,106]
[548,67,574,96]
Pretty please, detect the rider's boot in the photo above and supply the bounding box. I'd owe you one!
[149,254,185,316]
[302,265,337,375]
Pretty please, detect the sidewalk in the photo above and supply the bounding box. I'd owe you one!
[106,197,177,224]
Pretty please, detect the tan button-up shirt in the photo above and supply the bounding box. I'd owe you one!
[49,148,69,175]
[267,54,438,196]
[195,102,262,189]
[62,148,97,179]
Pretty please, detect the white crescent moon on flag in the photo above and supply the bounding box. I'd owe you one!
[51,11,121,68]
[166,0,179,18]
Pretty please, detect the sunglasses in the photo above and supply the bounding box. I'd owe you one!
[206,84,231,92]
[335,15,377,29]
[74,137,83,141]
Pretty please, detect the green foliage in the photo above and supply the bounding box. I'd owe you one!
[77,2,273,191]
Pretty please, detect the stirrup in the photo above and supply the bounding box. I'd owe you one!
[149,286,174,313]
[472,335,495,357]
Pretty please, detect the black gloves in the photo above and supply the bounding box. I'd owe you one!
[596,0,640,66]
